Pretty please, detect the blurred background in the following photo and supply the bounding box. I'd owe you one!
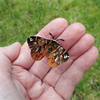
[0,0,100,99]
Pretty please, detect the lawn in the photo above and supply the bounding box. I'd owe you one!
[0,0,100,99]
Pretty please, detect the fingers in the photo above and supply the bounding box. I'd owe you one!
[68,34,94,59]
[57,22,86,50]
[44,23,87,87]
[55,46,98,100]
[0,42,21,62]
[13,18,68,69]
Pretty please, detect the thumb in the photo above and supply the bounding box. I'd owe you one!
[0,42,21,62]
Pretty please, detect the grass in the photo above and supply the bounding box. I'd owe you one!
[0,0,100,99]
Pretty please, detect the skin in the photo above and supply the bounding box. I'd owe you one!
[0,18,98,100]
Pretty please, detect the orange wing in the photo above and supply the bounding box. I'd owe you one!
[46,49,58,67]
[31,46,48,60]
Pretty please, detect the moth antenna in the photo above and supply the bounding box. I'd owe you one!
[49,32,54,39]
[56,39,65,41]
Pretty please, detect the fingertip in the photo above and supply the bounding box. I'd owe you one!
[38,18,68,39]
[85,34,95,44]
[53,18,68,27]
[70,22,86,35]
[0,42,21,62]
[14,42,21,47]
[92,46,99,59]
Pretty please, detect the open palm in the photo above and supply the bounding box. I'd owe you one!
[0,18,98,100]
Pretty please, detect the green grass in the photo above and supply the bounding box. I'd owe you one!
[0,0,100,99]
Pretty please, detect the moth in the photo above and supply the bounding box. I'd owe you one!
[27,33,69,67]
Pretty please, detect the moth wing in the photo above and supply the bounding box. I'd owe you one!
[53,46,69,65]
[27,36,49,60]
[47,45,69,67]
[46,49,58,67]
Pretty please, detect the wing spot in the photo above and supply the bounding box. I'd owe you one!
[30,37,33,41]
[64,55,69,59]
[55,56,58,62]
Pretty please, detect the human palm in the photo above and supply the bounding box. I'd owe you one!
[0,18,98,100]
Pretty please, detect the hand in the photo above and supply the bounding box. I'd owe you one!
[0,18,98,100]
